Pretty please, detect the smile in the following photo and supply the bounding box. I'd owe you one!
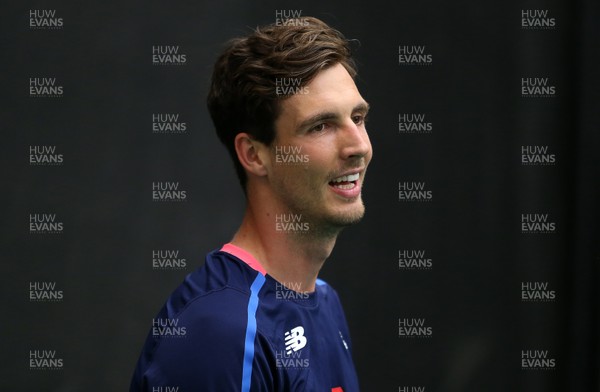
[328,173,360,190]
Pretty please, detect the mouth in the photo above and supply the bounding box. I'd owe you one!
[328,172,362,199]
[328,172,360,190]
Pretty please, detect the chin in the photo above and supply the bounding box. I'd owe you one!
[327,204,365,227]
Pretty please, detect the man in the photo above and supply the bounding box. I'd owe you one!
[131,16,372,392]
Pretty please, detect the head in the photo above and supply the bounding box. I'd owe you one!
[208,17,372,232]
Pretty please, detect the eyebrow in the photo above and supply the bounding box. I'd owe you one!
[296,102,370,132]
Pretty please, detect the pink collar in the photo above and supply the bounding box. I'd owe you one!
[220,243,267,276]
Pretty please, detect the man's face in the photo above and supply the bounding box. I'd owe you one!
[267,63,372,232]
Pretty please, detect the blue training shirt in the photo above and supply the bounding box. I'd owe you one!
[130,243,359,392]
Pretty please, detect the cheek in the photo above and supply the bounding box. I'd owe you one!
[270,141,334,187]
[272,161,326,195]
[303,142,336,168]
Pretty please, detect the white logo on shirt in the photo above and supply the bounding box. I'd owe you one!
[284,326,307,354]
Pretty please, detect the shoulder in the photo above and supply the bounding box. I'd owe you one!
[144,248,266,359]
[163,248,261,316]
[132,250,270,389]
[315,277,340,302]
[315,277,349,326]
[161,248,265,335]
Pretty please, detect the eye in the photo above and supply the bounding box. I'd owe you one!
[352,114,367,125]
[309,123,328,133]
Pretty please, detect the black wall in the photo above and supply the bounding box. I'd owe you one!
[3,0,598,390]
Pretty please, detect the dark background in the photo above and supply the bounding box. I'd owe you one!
[2,0,598,390]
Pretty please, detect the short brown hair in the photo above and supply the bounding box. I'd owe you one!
[207,16,357,190]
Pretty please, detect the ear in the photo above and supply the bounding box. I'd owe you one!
[234,132,270,178]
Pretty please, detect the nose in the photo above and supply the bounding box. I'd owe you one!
[339,120,372,161]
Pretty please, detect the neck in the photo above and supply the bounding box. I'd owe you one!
[230,187,341,293]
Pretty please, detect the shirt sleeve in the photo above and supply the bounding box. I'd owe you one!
[130,288,273,392]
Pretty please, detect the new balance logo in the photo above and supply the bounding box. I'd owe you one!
[284,326,307,354]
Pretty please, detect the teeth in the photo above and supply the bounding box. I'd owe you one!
[347,173,359,182]
[334,183,355,190]
[331,173,359,183]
